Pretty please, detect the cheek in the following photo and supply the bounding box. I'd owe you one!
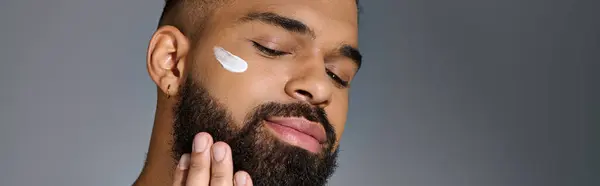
[327,94,349,142]
[190,50,289,128]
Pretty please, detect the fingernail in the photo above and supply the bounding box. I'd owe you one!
[212,143,226,162]
[193,133,208,153]
[178,154,190,170]
[235,172,247,186]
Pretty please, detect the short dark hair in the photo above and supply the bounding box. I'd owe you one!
[157,0,227,41]
[157,0,360,40]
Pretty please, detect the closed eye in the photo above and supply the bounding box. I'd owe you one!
[251,40,350,88]
[251,41,289,56]
[326,69,349,88]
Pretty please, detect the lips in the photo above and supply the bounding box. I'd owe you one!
[264,117,327,153]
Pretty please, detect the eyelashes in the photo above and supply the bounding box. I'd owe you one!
[251,41,289,56]
[326,69,349,88]
[251,41,350,88]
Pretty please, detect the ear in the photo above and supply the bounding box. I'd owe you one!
[147,25,189,97]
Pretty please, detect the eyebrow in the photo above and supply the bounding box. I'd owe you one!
[340,45,363,70]
[239,12,316,39]
[239,12,363,70]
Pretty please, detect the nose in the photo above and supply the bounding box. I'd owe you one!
[285,67,333,107]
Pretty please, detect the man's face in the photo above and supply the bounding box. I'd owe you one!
[171,0,359,185]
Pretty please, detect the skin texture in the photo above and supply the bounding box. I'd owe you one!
[135,0,359,185]
[169,78,339,185]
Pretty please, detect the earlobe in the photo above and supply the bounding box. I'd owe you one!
[146,26,190,97]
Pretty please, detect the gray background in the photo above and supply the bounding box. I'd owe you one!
[0,0,597,185]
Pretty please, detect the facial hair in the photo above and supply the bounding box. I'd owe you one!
[171,76,339,186]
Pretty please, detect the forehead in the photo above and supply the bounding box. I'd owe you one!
[239,0,358,24]
[212,0,359,42]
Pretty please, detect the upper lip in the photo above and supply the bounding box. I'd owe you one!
[265,117,327,143]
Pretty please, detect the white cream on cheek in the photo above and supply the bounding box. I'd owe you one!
[213,46,248,73]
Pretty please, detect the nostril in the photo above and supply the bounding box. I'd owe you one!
[295,89,313,99]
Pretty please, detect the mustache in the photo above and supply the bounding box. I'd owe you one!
[249,102,337,145]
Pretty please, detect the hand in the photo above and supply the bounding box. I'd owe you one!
[172,132,253,186]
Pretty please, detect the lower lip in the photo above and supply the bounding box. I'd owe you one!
[265,121,322,153]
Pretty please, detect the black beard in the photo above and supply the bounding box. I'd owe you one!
[171,77,339,186]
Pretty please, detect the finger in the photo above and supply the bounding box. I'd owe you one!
[234,171,253,186]
[172,154,190,186]
[186,132,213,186]
[210,142,234,186]
[246,173,253,186]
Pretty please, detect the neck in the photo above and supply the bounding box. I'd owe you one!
[134,96,176,186]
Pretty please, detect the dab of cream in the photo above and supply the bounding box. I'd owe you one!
[213,46,248,73]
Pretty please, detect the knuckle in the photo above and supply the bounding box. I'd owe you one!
[211,171,228,180]
[189,161,207,169]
